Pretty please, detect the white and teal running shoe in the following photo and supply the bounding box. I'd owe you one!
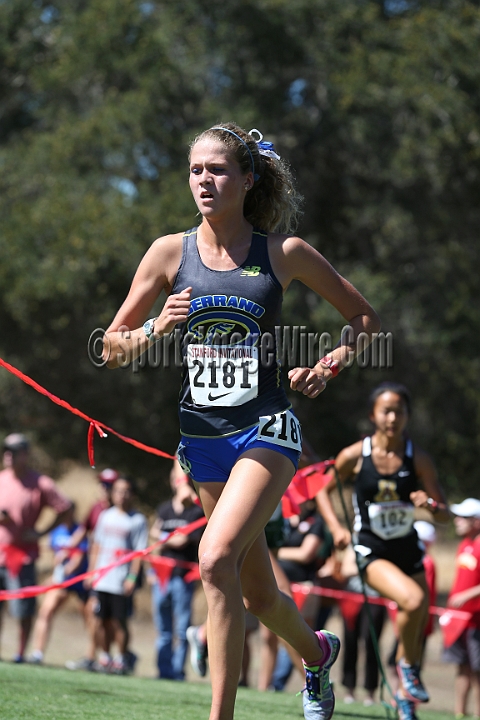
[301,630,341,720]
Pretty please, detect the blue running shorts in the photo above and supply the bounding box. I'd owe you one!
[177,423,301,484]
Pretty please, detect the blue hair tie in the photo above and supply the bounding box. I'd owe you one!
[211,126,260,181]
[249,129,281,161]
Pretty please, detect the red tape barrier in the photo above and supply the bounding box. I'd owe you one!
[0,356,175,466]
[0,517,207,601]
[290,583,472,648]
[3,357,466,645]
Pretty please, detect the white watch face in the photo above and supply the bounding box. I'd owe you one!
[143,320,155,338]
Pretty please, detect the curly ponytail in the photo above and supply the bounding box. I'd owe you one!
[190,122,303,234]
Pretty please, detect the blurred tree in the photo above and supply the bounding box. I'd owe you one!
[0,0,478,502]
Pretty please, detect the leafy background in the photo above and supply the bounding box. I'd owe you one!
[1,0,479,504]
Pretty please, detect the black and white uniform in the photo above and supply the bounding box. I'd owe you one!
[352,436,425,577]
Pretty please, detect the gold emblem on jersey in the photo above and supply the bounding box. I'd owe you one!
[374,480,400,502]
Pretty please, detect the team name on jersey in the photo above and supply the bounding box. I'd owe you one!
[188,294,265,318]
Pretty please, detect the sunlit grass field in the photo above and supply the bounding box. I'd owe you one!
[0,663,455,720]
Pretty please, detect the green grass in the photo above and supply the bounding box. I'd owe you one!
[0,663,455,720]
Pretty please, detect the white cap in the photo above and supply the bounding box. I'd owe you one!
[414,521,437,544]
[450,498,480,519]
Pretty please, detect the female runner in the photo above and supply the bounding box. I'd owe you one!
[316,381,449,720]
[102,122,380,720]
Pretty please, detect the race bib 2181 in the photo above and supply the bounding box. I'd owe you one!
[187,344,258,407]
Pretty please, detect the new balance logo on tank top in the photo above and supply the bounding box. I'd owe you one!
[353,436,419,543]
[171,228,290,437]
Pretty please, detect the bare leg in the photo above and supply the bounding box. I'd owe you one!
[257,623,278,691]
[195,449,326,720]
[97,617,108,653]
[455,664,472,716]
[241,533,323,660]
[85,595,98,660]
[114,618,128,655]
[106,616,116,651]
[239,628,252,687]
[19,616,34,658]
[365,561,428,666]
[0,601,3,657]
[269,551,303,675]
[472,670,480,717]
[32,589,68,654]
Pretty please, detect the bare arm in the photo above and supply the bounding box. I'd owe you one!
[149,518,163,543]
[152,516,190,550]
[315,442,362,549]
[410,448,450,523]
[162,534,190,549]
[63,550,86,577]
[22,505,73,543]
[38,506,73,537]
[102,234,190,369]
[277,533,322,564]
[123,556,143,597]
[270,235,381,398]
[66,524,88,549]
[448,584,480,608]
[84,541,99,589]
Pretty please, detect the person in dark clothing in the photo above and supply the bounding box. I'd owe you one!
[316,382,448,720]
[150,461,205,680]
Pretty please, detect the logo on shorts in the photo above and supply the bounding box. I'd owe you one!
[176,444,192,476]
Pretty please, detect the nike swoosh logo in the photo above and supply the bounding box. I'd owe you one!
[398,471,410,477]
[208,391,231,402]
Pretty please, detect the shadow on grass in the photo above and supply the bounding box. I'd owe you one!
[334,712,384,719]
[75,688,118,696]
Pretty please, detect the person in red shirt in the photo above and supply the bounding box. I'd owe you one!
[0,433,72,662]
[442,498,480,719]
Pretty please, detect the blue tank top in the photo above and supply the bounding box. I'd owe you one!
[171,227,290,437]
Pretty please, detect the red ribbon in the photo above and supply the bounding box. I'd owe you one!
[338,597,364,631]
[148,556,201,589]
[0,356,176,466]
[0,516,207,602]
[1,545,29,577]
[282,460,335,518]
[439,609,472,647]
[290,583,472,648]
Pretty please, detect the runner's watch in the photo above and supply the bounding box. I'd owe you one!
[143,317,158,341]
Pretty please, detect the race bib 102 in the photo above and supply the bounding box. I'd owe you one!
[367,501,414,540]
[187,344,258,407]
[257,409,302,453]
